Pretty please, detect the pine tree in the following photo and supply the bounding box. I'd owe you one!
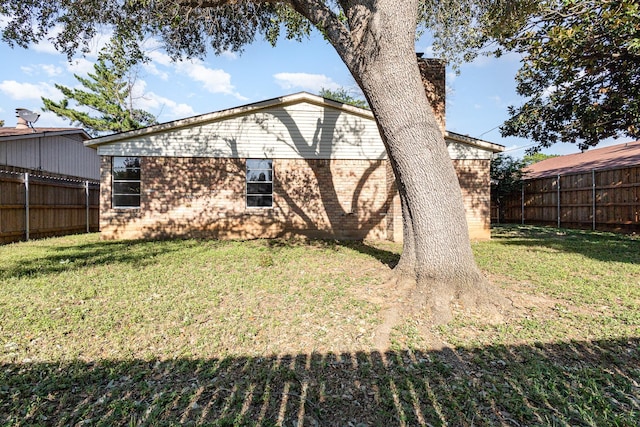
[42,39,156,135]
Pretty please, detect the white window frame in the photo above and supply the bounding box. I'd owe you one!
[246,159,273,208]
[112,157,141,209]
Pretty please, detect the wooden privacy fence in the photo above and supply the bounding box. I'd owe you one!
[493,165,640,233]
[0,169,99,244]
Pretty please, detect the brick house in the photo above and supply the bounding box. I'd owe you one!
[87,59,504,241]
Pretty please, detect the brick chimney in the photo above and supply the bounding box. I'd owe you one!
[417,55,446,135]
[16,116,29,129]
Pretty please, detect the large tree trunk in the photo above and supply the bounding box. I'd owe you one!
[334,0,492,323]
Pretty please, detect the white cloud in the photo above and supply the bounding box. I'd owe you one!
[130,79,195,120]
[20,63,63,77]
[147,50,173,67]
[446,69,458,85]
[468,51,522,68]
[37,111,75,128]
[42,64,63,76]
[31,25,110,58]
[144,44,244,99]
[30,39,60,55]
[19,66,35,75]
[140,93,196,120]
[0,80,62,101]
[177,60,246,100]
[67,58,95,75]
[220,50,238,60]
[130,78,149,99]
[541,88,554,99]
[273,72,340,93]
[145,50,244,98]
[416,45,436,58]
[143,62,169,81]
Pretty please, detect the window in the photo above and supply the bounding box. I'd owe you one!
[246,159,273,208]
[112,157,141,208]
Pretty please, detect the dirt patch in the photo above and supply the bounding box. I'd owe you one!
[355,267,587,352]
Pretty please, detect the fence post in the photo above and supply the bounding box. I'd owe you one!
[24,172,29,241]
[521,184,525,225]
[592,169,596,231]
[557,174,561,228]
[85,180,90,233]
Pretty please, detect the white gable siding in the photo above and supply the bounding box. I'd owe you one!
[97,103,388,160]
[93,98,501,161]
[446,142,494,160]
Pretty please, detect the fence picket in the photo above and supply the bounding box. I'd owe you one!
[492,165,640,233]
[0,169,99,244]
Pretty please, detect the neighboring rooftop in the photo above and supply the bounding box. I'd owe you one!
[1,107,90,140]
[0,127,90,140]
[525,140,640,179]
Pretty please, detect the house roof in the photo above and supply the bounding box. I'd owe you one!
[524,140,640,179]
[87,92,504,154]
[0,127,91,141]
[445,131,503,154]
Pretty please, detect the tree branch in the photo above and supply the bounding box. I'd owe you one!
[178,0,279,6]
[286,0,357,68]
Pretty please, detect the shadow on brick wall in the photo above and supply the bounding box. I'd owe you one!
[103,108,394,245]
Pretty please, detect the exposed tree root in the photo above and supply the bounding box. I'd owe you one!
[373,269,510,350]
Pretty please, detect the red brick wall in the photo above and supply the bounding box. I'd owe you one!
[100,157,391,240]
[418,57,446,135]
[100,156,490,241]
[453,159,492,240]
[383,159,492,242]
[98,58,494,242]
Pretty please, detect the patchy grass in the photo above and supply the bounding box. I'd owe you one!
[1,227,639,426]
[0,236,383,361]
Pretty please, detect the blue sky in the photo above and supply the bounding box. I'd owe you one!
[0,26,623,158]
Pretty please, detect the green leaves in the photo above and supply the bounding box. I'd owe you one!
[418,0,539,68]
[490,154,525,201]
[500,0,640,150]
[319,87,369,109]
[41,36,157,136]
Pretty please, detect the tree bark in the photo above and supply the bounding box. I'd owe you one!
[190,0,495,323]
[319,0,491,323]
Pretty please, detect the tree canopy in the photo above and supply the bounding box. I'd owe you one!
[0,0,533,324]
[41,39,157,135]
[490,154,524,204]
[0,1,526,66]
[499,0,640,150]
[319,87,369,109]
[522,152,558,167]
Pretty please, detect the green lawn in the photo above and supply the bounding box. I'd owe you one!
[1,226,638,426]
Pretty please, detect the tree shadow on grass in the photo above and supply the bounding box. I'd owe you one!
[0,238,216,280]
[492,224,640,264]
[2,337,638,426]
[338,241,400,269]
[266,238,400,269]
[0,236,400,281]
